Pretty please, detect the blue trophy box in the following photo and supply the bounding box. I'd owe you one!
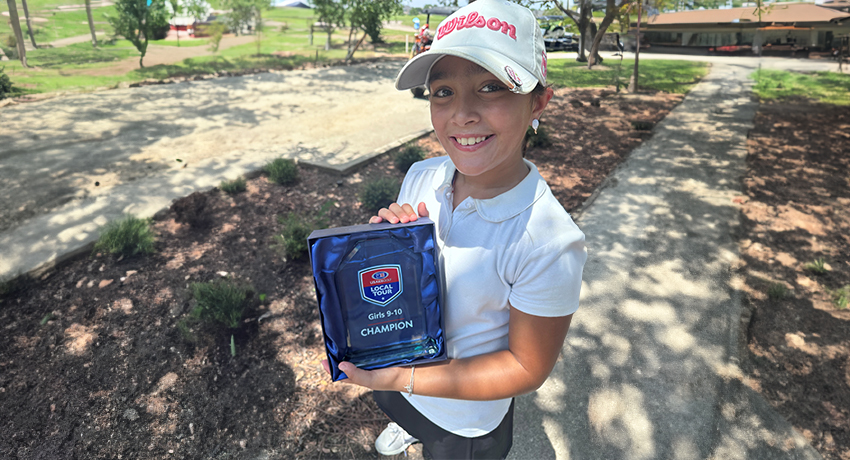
[308,218,446,382]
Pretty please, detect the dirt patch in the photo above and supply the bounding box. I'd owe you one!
[739,100,850,460]
[0,87,683,459]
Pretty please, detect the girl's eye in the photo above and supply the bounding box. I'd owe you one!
[481,83,504,93]
[432,88,453,98]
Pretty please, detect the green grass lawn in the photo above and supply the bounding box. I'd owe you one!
[752,69,850,105]
[1,5,115,44]
[23,40,135,67]
[548,59,710,94]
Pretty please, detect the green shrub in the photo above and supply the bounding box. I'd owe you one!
[264,158,299,185]
[804,258,828,275]
[526,125,553,149]
[274,213,312,260]
[190,278,253,329]
[273,201,333,260]
[767,282,787,300]
[220,177,247,194]
[394,145,425,173]
[2,35,17,60]
[0,66,14,100]
[93,214,156,257]
[360,178,400,214]
[206,22,227,53]
[831,285,849,310]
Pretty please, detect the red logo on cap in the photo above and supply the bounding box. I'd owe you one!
[542,51,548,79]
[505,66,522,87]
[437,11,517,41]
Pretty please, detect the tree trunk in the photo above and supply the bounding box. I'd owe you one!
[576,4,590,62]
[345,31,367,62]
[5,0,28,67]
[85,0,97,46]
[629,0,642,93]
[20,0,36,49]
[587,0,623,68]
[552,0,587,62]
[139,25,148,68]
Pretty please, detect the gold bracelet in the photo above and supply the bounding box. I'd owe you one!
[404,366,415,396]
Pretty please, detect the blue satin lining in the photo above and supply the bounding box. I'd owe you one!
[310,224,445,381]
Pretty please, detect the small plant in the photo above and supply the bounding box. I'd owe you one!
[264,158,299,185]
[93,214,156,257]
[0,66,15,100]
[360,178,400,214]
[274,214,311,260]
[831,285,849,310]
[40,313,54,325]
[2,35,17,60]
[526,125,552,149]
[220,177,247,194]
[804,258,828,275]
[259,293,267,303]
[273,202,333,260]
[206,22,227,53]
[191,278,253,356]
[394,145,425,173]
[767,282,787,300]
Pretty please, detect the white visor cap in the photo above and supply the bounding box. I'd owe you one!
[395,0,548,95]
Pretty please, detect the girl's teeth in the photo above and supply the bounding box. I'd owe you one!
[458,136,485,146]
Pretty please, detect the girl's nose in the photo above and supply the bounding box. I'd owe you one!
[450,94,481,127]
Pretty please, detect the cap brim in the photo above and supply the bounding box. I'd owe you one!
[395,46,539,95]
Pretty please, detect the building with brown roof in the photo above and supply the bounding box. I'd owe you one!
[633,2,849,55]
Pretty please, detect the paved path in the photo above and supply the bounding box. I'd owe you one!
[0,60,431,282]
[509,60,822,459]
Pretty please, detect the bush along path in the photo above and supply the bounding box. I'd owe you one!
[0,87,685,459]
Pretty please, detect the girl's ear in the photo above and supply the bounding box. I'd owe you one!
[531,87,555,121]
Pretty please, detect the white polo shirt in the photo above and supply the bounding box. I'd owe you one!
[397,156,587,437]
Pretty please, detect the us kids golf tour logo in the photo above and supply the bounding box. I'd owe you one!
[359,265,403,306]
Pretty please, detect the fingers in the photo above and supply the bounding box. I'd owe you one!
[417,202,429,218]
[369,202,423,224]
[338,362,373,387]
[321,359,331,375]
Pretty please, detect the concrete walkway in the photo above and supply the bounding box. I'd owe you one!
[0,60,431,283]
[509,61,821,459]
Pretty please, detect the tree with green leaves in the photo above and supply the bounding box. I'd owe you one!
[313,0,346,51]
[107,0,170,68]
[221,0,268,36]
[4,0,27,67]
[344,0,403,60]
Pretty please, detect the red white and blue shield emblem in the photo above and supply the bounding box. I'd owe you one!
[359,265,403,306]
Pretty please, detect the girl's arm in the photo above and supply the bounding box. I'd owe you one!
[330,307,573,401]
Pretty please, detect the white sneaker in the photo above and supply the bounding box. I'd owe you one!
[375,422,418,456]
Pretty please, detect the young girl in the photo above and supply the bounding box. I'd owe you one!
[328,1,587,458]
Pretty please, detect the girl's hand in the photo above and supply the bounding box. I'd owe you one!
[321,359,407,392]
[369,202,429,224]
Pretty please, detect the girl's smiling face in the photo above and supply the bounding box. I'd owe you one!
[428,56,552,189]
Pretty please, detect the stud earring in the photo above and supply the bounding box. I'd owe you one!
[531,119,539,135]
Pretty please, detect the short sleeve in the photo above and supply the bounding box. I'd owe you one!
[508,230,587,317]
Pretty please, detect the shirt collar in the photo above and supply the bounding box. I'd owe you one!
[432,157,548,223]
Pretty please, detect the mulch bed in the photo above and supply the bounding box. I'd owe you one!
[738,99,850,460]
[0,86,685,459]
